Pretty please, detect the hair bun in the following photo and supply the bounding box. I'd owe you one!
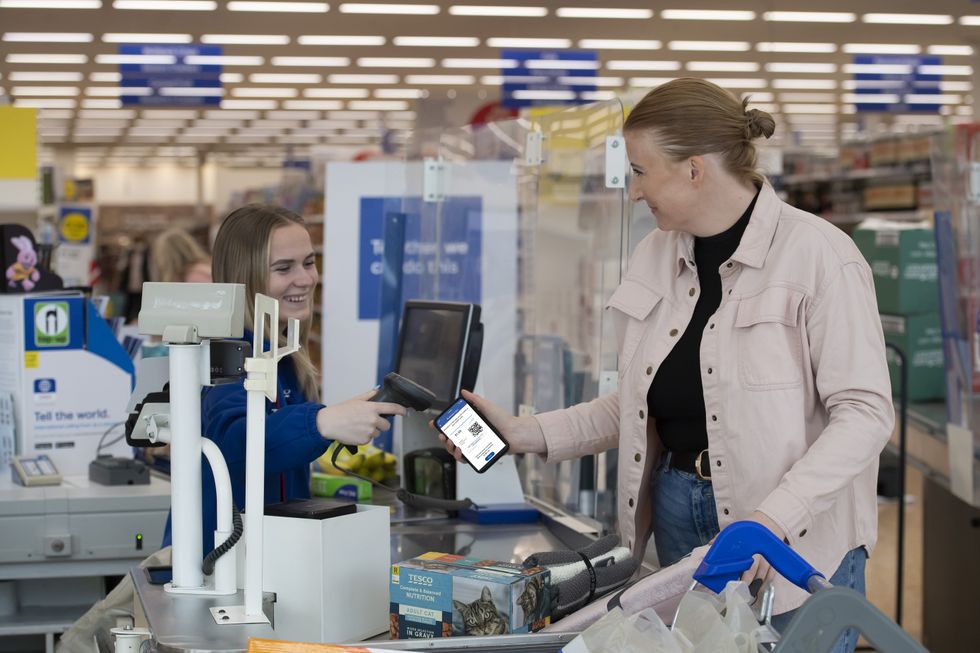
[744,108,776,140]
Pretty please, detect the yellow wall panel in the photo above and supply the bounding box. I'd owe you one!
[0,107,38,180]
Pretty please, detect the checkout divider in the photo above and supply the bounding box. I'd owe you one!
[134,99,646,653]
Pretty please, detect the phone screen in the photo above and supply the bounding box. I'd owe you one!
[435,398,509,473]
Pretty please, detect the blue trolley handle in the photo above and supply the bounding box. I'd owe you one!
[693,521,824,594]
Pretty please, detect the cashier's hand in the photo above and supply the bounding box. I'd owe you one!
[316,390,407,446]
[434,390,547,461]
[738,511,787,600]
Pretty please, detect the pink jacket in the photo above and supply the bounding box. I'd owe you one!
[535,183,894,612]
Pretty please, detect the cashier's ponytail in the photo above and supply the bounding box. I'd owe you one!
[212,204,321,402]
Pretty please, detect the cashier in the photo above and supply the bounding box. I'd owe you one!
[441,78,893,653]
[162,204,405,553]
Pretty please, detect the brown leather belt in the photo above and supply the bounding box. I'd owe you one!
[668,448,712,480]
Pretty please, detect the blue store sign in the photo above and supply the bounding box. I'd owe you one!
[852,55,942,114]
[120,44,223,107]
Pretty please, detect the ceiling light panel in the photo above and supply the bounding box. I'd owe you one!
[862,13,952,25]
[606,60,680,71]
[340,3,438,14]
[304,88,370,97]
[686,61,759,72]
[960,16,980,25]
[1,0,99,6]
[449,5,545,16]
[374,88,425,98]
[9,71,83,81]
[920,65,972,76]
[393,36,479,47]
[3,32,93,42]
[81,109,135,118]
[102,33,192,43]
[778,93,838,103]
[220,73,244,83]
[87,86,153,95]
[782,104,838,114]
[843,44,921,55]
[557,76,622,87]
[222,99,278,109]
[228,1,328,11]
[7,54,88,64]
[267,110,319,119]
[578,39,660,50]
[143,110,197,118]
[298,35,384,46]
[159,87,223,96]
[941,81,973,92]
[773,79,838,90]
[348,100,409,110]
[202,34,289,45]
[96,54,176,64]
[928,45,974,56]
[763,11,854,22]
[15,98,77,108]
[487,38,571,48]
[905,94,960,104]
[282,100,344,109]
[272,56,349,66]
[628,77,675,87]
[668,41,750,52]
[765,63,837,74]
[405,74,474,85]
[757,42,836,53]
[250,73,321,83]
[329,74,398,84]
[113,0,216,9]
[556,7,651,19]
[357,58,435,68]
[844,63,913,75]
[12,86,79,95]
[526,59,597,70]
[185,56,264,65]
[660,9,755,21]
[705,78,766,89]
[843,93,899,104]
[442,58,517,68]
[90,72,121,82]
[232,87,298,97]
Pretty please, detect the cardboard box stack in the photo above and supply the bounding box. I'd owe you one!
[854,219,944,401]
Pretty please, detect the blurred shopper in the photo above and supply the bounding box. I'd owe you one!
[441,78,892,653]
[149,226,212,284]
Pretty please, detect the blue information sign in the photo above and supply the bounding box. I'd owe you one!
[119,44,223,107]
[500,49,598,108]
[852,55,942,114]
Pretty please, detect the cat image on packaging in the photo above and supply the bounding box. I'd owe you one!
[516,575,547,629]
[452,585,507,636]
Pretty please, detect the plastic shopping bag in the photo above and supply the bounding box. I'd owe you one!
[559,607,682,653]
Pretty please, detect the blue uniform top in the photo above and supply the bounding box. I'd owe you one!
[162,339,330,553]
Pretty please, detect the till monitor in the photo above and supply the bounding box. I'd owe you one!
[394,301,482,411]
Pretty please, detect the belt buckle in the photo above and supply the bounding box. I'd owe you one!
[695,449,711,481]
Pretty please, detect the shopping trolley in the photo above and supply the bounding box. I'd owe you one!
[687,521,928,653]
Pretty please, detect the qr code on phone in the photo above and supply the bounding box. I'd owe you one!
[468,422,483,436]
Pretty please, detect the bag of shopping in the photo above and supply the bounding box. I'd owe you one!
[558,606,681,653]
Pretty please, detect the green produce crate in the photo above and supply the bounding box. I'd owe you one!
[854,221,938,315]
[880,312,945,402]
[310,471,372,501]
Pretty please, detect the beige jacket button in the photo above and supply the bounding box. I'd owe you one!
[707,368,713,374]
[646,366,653,375]
[628,498,634,508]
[669,328,679,336]
[723,508,730,515]
[634,453,641,462]
[689,288,696,297]
[799,529,807,538]
[711,415,718,421]
[638,409,645,419]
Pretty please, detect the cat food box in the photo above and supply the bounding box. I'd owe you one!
[390,552,551,639]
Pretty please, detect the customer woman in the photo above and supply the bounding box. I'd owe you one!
[162,204,406,554]
[441,79,892,652]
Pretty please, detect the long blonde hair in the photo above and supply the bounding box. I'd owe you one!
[150,227,210,283]
[624,78,776,186]
[212,204,320,401]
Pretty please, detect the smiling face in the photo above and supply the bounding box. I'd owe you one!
[266,223,318,324]
[625,129,701,233]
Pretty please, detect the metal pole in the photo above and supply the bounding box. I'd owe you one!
[885,342,908,627]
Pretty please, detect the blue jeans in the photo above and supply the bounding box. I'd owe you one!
[651,461,867,653]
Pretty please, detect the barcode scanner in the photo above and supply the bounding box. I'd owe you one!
[339,372,438,455]
[332,372,474,512]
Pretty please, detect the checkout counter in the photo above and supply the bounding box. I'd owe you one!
[0,474,170,653]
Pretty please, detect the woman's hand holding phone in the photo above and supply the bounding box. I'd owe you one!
[436,390,546,462]
[317,390,407,446]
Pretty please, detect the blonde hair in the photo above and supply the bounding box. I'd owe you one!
[150,227,210,283]
[624,77,776,186]
[212,204,320,402]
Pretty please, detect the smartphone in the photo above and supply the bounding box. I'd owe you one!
[435,397,510,473]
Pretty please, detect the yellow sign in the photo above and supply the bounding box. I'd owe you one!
[0,107,38,180]
[24,352,39,369]
[60,211,90,242]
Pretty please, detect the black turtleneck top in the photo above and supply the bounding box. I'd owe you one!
[647,190,759,453]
